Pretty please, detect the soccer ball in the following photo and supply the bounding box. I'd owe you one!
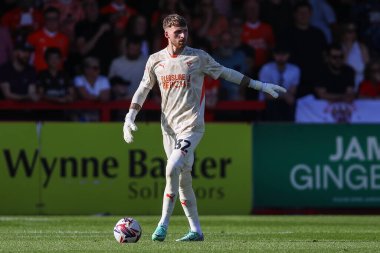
[113,217,142,243]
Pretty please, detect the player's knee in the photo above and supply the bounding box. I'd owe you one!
[167,149,185,170]
[165,167,178,180]
[179,171,192,190]
[165,162,180,180]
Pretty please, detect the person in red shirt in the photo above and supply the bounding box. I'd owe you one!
[1,0,43,39]
[358,61,380,99]
[191,0,229,49]
[43,0,85,40]
[27,7,69,72]
[100,0,137,33]
[203,75,221,121]
[241,0,275,70]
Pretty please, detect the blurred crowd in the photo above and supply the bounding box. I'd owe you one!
[0,0,380,122]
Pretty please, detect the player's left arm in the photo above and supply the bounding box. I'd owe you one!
[220,67,287,98]
[201,50,286,98]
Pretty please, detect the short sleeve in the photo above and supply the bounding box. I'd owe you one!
[322,1,336,24]
[99,76,111,91]
[139,56,157,89]
[108,60,116,78]
[74,76,84,87]
[200,50,224,80]
[291,65,301,86]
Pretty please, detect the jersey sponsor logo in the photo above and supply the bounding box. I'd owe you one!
[161,74,191,90]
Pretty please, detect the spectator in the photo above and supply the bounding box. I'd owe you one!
[259,45,300,121]
[75,0,116,74]
[196,37,221,112]
[229,15,256,76]
[261,0,294,40]
[44,0,85,40]
[280,1,326,98]
[308,0,337,43]
[192,0,229,49]
[37,47,74,103]
[100,0,137,35]
[0,42,38,101]
[1,0,43,41]
[314,43,355,103]
[125,14,150,56]
[27,7,69,72]
[213,0,231,17]
[74,57,110,102]
[351,0,380,57]
[0,0,17,18]
[108,37,148,100]
[328,0,355,24]
[358,60,380,99]
[73,57,110,121]
[151,0,188,29]
[201,74,221,122]
[213,31,246,101]
[340,22,370,90]
[241,0,275,71]
[0,26,13,65]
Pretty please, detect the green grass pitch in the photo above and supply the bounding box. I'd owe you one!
[1,215,380,252]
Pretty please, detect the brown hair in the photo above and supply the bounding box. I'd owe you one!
[162,14,187,30]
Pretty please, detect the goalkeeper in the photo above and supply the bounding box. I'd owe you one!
[123,14,286,242]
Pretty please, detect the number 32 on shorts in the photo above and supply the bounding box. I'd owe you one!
[175,139,191,153]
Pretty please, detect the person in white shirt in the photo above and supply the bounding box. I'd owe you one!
[74,57,110,121]
[108,37,148,100]
[122,14,286,242]
[259,45,300,121]
[74,56,110,101]
[309,0,336,43]
[341,22,370,90]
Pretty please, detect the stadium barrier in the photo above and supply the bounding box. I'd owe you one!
[0,123,252,215]
[0,100,265,122]
[253,123,380,214]
[2,122,380,215]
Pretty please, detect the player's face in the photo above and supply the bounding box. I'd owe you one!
[165,26,188,49]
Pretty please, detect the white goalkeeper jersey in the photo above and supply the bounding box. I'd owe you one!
[140,46,224,135]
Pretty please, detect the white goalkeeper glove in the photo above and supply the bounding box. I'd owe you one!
[249,80,287,98]
[123,109,138,143]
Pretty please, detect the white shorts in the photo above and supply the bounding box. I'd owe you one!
[163,131,204,171]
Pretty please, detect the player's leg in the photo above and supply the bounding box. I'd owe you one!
[176,132,204,241]
[176,169,204,241]
[153,133,183,241]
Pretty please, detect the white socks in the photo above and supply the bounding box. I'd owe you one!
[158,155,202,234]
[179,171,202,234]
[158,159,180,227]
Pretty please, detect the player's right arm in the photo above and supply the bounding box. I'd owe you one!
[123,56,156,143]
